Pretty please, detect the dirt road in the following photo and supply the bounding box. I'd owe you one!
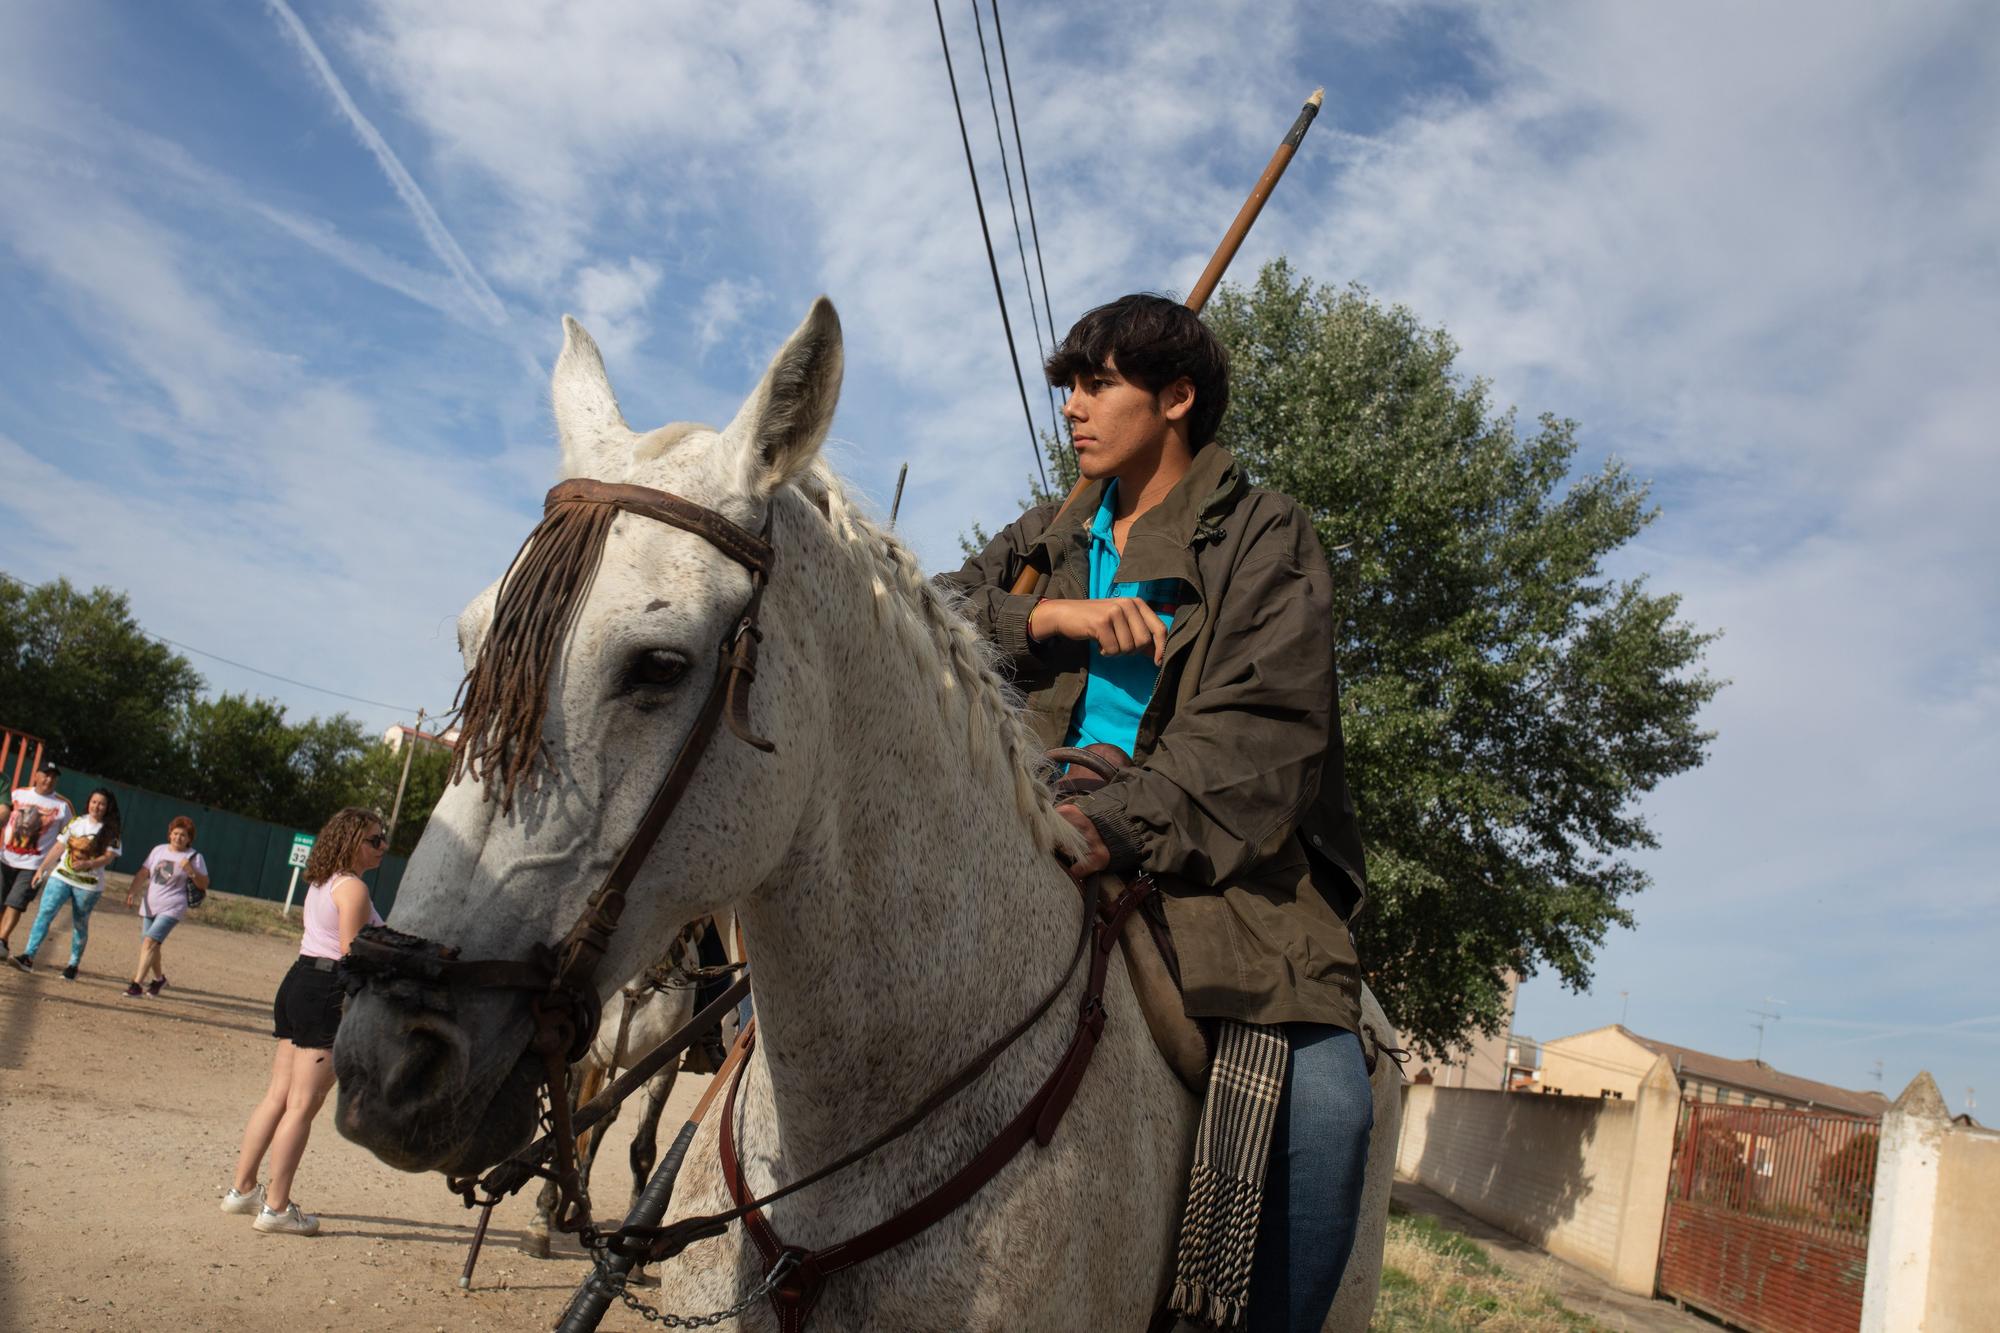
[0,886,710,1332]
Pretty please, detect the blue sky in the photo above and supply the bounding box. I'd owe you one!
[1,1,1994,1115]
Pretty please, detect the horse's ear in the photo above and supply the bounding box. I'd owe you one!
[725,297,843,494]
[552,316,635,479]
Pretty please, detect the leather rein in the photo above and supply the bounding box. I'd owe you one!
[339,477,1154,1321]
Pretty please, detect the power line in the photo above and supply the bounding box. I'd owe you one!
[931,0,1050,491]
[988,0,1063,416]
[969,0,1063,447]
[146,634,424,715]
[0,569,426,716]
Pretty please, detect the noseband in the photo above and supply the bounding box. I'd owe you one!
[343,476,775,1226]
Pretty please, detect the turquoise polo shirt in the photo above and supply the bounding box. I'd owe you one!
[1064,482,1188,755]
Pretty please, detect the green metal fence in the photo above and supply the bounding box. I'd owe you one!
[45,770,408,913]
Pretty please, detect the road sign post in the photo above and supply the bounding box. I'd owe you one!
[282,832,315,918]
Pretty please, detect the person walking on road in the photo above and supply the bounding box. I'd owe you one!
[221,806,385,1236]
[12,787,122,980]
[123,816,209,997]
[0,760,74,958]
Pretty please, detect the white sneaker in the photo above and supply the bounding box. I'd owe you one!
[220,1183,265,1215]
[253,1201,319,1235]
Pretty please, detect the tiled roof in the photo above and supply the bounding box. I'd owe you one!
[1621,1028,1889,1118]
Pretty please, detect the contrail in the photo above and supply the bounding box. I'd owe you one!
[264,0,508,327]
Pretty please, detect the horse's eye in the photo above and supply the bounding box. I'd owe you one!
[625,649,691,692]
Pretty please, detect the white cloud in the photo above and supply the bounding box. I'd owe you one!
[570,256,664,361]
[1297,3,2000,1101]
[694,276,770,360]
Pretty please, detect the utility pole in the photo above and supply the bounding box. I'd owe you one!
[385,706,426,853]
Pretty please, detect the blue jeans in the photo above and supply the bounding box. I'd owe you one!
[1247,1024,1374,1332]
[25,878,103,967]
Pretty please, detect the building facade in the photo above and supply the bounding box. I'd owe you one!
[1540,1024,1887,1117]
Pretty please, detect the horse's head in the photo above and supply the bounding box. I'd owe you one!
[334,299,843,1174]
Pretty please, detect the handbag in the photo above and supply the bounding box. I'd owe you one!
[184,859,207,909]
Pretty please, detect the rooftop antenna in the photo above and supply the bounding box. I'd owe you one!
[1619,990,1630,1026]
[1749,996,1787,1064]
[1869,1059,1884,1086]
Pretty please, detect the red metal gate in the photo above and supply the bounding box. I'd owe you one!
[1657,1102,1876,1333]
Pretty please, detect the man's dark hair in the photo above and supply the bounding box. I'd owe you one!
[1045,294,1230,448]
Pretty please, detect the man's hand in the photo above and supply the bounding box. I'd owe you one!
[1029,597,1167,664]
[1054,803,1110,880]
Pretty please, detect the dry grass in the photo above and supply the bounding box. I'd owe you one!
[1373,1212,1604,1331]
[185,890,305,940]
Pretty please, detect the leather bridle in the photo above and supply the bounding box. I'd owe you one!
[343,476,775,1233]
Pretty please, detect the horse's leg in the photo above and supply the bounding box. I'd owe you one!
[627,1065,679,1205]
[573,1063,615,1224]
[524,1177,555,1258]
[523,1061,610,1259]
[621,1063,679,1286]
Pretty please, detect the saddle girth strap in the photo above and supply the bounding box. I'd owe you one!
[718,877,1155,1330]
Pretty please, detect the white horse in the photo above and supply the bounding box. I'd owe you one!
[334,299,1398,1330]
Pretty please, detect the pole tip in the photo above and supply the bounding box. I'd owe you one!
[1307,88,1325,108]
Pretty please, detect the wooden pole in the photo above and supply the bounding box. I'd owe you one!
[384,706,426,851]
[1006,88,1325,597]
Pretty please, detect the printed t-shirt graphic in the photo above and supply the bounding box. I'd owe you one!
[3,787,73,870]
[143,847,210,917]
[52,816,118,889]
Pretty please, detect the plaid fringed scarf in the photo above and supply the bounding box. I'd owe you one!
[1169,1019,1290,1328]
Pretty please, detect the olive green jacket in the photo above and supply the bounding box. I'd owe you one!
[941,445,1368,1031]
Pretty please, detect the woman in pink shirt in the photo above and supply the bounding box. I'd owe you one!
[220,807,385,1236]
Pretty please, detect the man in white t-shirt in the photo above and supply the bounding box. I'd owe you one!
[0,761,74,957]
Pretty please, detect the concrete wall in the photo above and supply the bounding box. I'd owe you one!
[1928,1125,2000,1329]
[1863,1071,2000,1331]
[1397,1053,1679,1293]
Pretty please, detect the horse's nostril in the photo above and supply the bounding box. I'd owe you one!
[383,1023,464,1106]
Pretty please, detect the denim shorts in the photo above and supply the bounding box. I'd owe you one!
[140,913,181,943]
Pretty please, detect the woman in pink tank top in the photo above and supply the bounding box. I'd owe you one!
[221,807,388,1236]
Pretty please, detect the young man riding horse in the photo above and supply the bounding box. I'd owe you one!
[943,294,1373,1331]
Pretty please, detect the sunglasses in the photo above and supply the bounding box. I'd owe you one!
[363,834,389,849]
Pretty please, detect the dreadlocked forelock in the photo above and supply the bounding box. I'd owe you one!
[450,494,622,811]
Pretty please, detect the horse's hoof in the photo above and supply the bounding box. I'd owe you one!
[521,1230,551,1259]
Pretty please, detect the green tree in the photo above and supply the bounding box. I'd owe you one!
[0,576,202,786]
[340,740,454,855]
[178,694,369,829]
[1814,1129,1879,1227]
[976,262,1720,1053]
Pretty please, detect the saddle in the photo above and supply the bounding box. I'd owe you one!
[1049,745,1212,1093]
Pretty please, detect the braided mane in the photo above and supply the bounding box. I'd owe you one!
[790,463,1073,856]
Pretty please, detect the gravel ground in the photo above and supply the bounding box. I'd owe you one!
[0,880,710,1332]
